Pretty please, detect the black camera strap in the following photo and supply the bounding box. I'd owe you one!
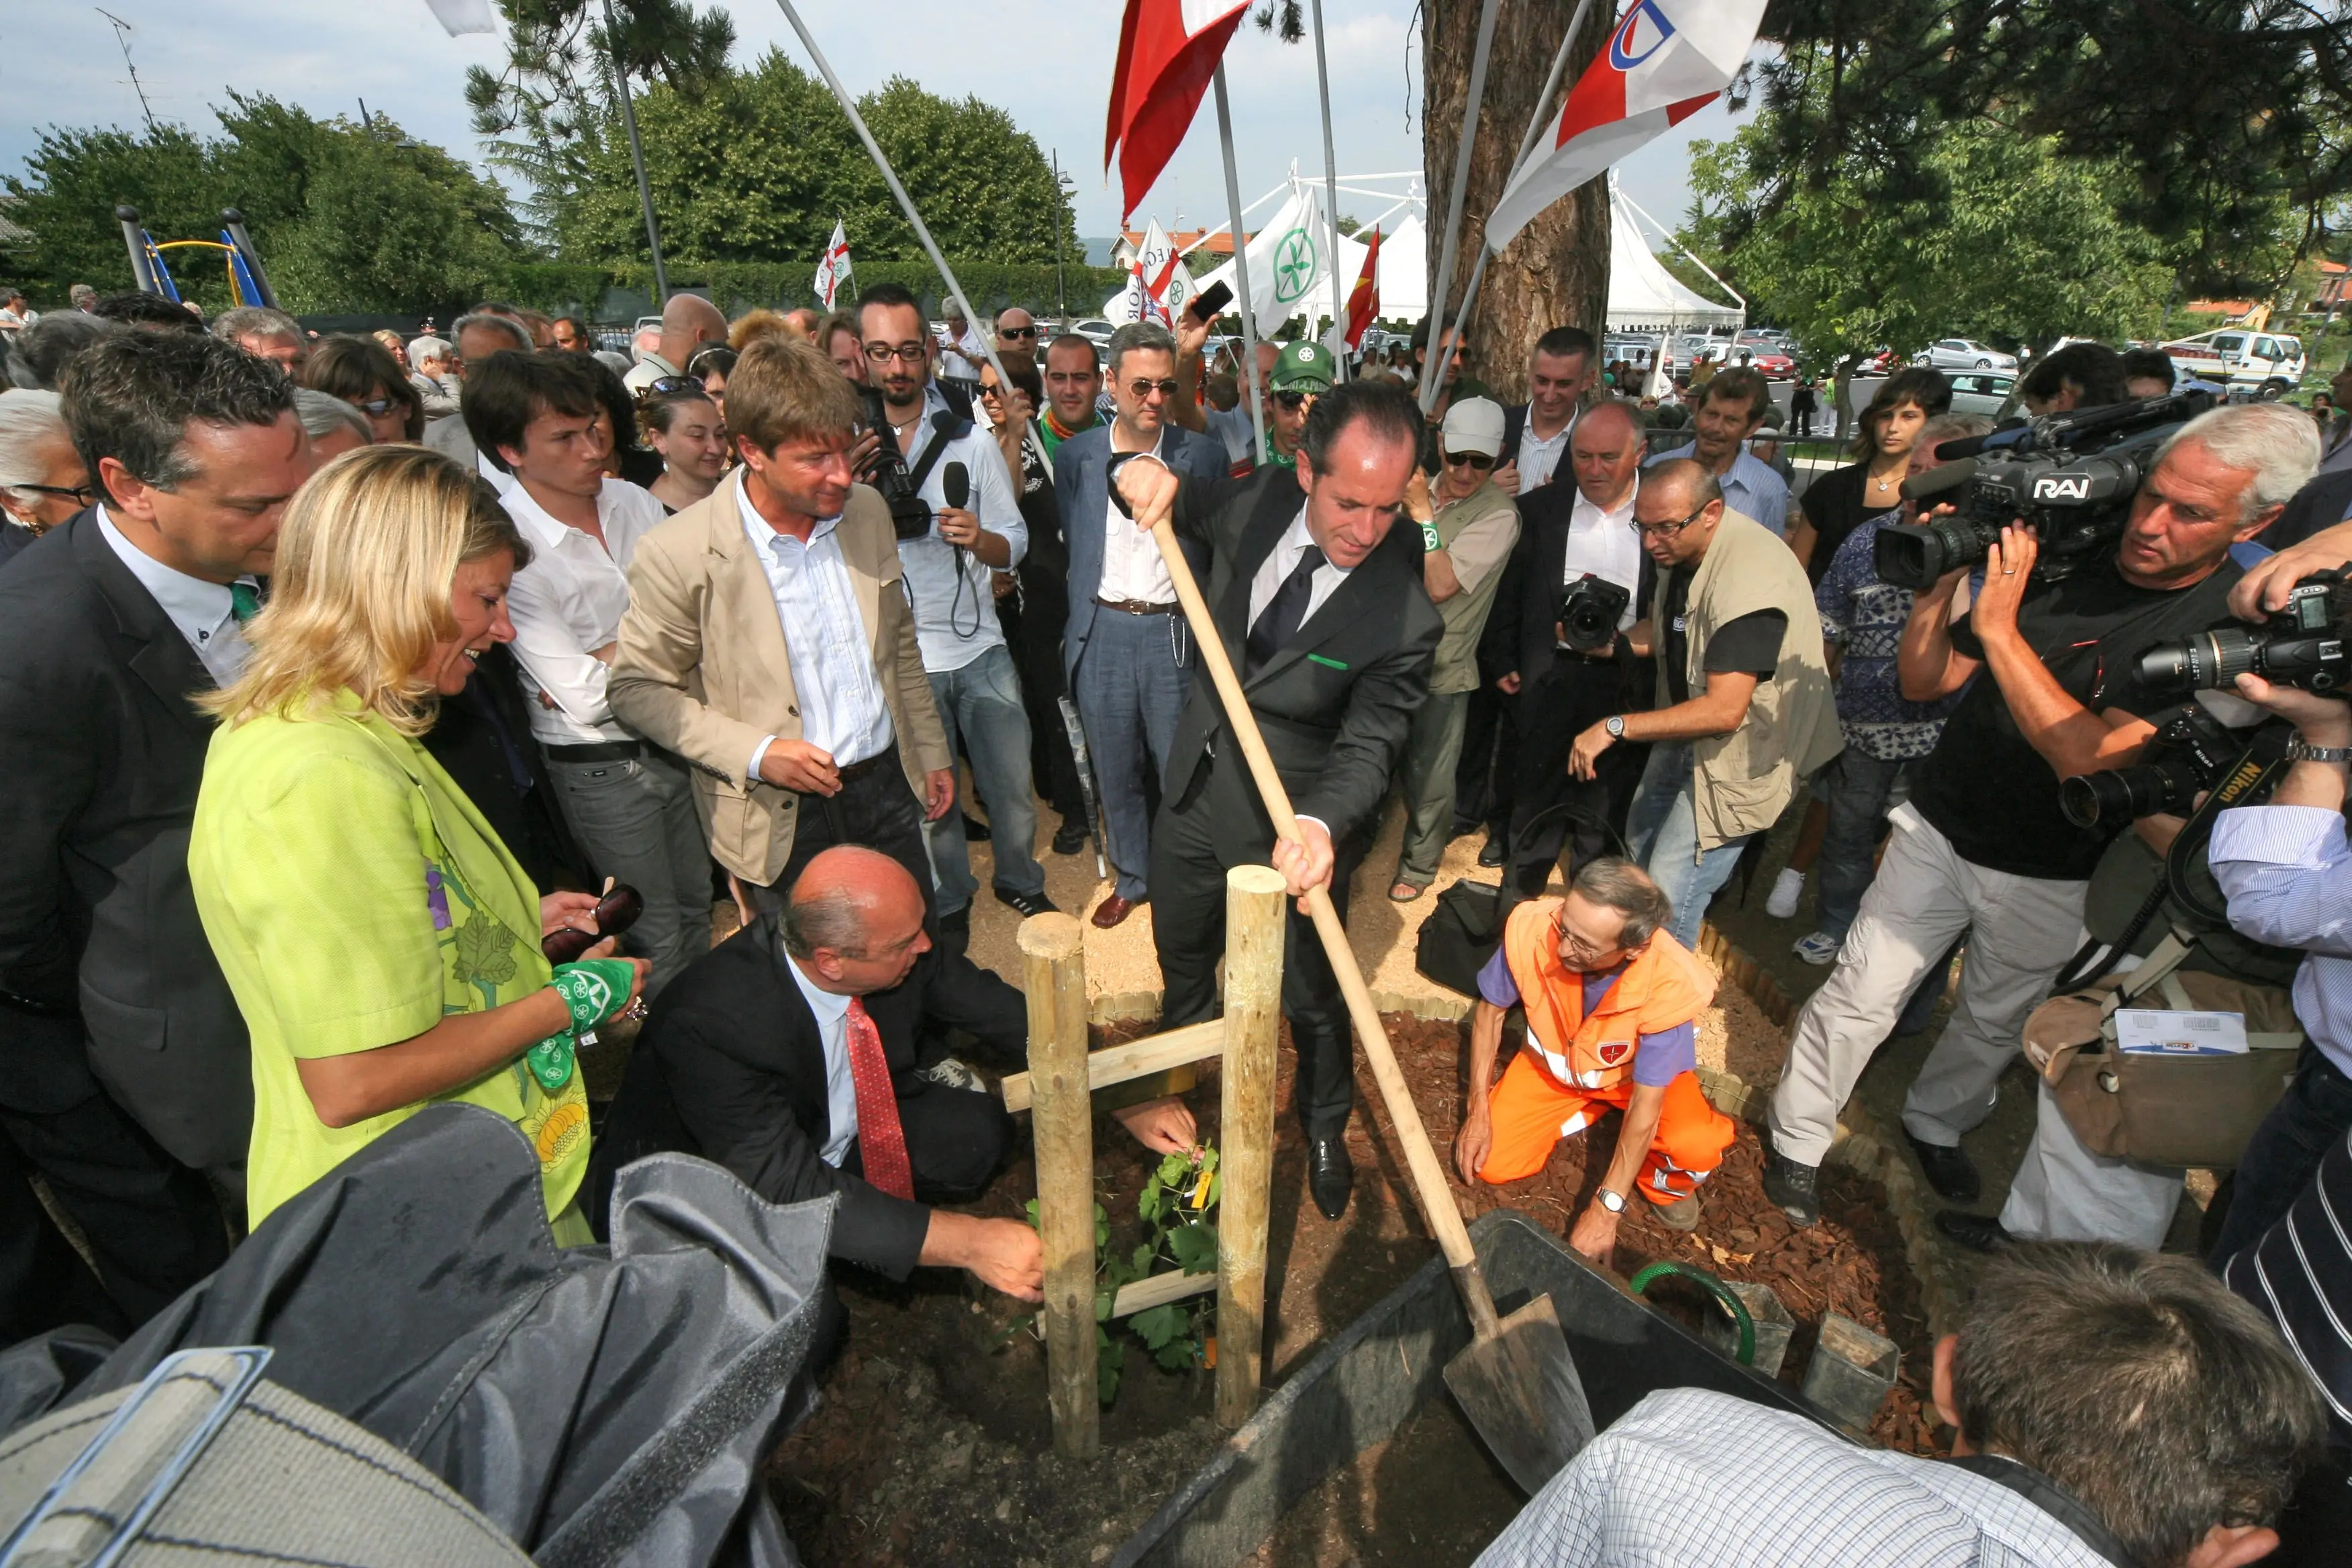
[901,410,971,495]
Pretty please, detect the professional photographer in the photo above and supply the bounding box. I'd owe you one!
[854,283,1050,944]
[1765,402,2318,1230]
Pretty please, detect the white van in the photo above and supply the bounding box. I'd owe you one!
[2160,329,2306,396]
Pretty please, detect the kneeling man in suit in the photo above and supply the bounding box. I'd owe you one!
[1113,379,1444,1220]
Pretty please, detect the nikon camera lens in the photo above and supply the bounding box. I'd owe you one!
[2059,756,2207,828]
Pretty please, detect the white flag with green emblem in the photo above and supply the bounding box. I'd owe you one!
[1197,182,1338,332]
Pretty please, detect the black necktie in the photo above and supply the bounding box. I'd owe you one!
[1246,544,1325,678]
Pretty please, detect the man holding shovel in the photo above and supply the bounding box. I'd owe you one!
[1111,380,1444,1220]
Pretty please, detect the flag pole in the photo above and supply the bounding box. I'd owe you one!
[1427,0,1604,399]
[600,0,668,305]
[1212,63,1269,464]
[1418,0,1502,411]
[1309,0,1346,381]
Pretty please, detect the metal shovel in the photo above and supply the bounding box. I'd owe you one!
[1146,517,1595,1495]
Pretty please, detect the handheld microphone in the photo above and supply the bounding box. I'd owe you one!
[942,462,969,513]
[1899,456,1976,503]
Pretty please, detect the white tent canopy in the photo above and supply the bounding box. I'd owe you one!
[1188,173,1432,328]
[1604,183,1743,334]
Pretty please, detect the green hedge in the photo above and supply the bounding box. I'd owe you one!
[598,258,1130,319]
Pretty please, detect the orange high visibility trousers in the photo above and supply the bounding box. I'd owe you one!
[1475,1052,1735,1204]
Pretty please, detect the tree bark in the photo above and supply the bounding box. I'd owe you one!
[1421,0,1612,403]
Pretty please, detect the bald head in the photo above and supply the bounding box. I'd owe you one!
[659,294,728,366]
[1568,400,1644,511]
[781,846,930,994]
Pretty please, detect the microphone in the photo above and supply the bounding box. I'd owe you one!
[1899,457,1976,503]
[942,461,969,513]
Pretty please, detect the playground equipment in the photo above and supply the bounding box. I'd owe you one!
[115,205,279,309]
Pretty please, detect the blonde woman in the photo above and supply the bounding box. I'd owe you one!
[191,446,646,1235]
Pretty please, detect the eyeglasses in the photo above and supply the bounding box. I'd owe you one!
[1443,450,1495,470]
[1126,378,1181,401]
[1631,502,1712,540]
[12,483,99,505]
[1271,390,1313,411]
[998,324,1038,340]
[865,342,930,364]
[1551,908,1620,961]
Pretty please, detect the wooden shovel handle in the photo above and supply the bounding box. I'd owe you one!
[1147,520,1502,1338]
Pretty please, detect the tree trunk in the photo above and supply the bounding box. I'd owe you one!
[1421,0,1612,403]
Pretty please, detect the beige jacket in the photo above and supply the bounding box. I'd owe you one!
[609,480,952,887]
[1658,509,1843,852]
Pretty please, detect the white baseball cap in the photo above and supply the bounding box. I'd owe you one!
[1440,396,1506,457]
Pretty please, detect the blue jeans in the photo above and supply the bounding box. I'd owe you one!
[1624,744,1753,952]
[1816,748,1912,941]
[921,644,1043,913]
[2206,1047,2352,1268]
[1071,607,1193,901]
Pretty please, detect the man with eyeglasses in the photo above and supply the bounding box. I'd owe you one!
[1453,857,1733,1257]
[1387,397,1520,901]
[1255,342,1332,473]
[0,389,98,571]
[1056,321,1229,929]
[1568,459,1840,955]
[854,283,1051,941]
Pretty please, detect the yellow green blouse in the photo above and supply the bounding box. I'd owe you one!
[190,689,590,1231]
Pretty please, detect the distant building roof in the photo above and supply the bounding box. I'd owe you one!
[0,196,30,250]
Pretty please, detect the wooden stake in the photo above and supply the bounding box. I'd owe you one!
[1216,864,1287,1429]
[1020,912,1097,1460]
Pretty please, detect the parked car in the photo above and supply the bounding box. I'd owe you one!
[1947,370,2018,419]
[1070,317,1116,347]
[2160,328,2306,397]
[1914,338,2019,371]
[1726,346,1796,380]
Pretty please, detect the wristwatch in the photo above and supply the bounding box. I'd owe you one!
[2286,736,2352,763]
[1604,715,1626,740]
[1595,1187,1628,1214]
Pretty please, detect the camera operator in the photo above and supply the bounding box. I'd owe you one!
[1765,402,2319,1230]
[2018,341,2130,417]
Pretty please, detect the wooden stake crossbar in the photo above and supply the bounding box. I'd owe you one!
[1014,867,1287,1459]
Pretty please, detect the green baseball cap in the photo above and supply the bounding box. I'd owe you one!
[1270,340,1334,393]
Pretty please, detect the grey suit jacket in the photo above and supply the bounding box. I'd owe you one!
[1055,422,1228,677]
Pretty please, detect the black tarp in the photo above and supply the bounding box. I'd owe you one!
[0,1104,835,1568]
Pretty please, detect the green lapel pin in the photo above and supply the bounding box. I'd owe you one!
[1308,654,1349,671]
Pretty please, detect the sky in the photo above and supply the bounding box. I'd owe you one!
[0,0,1742,259]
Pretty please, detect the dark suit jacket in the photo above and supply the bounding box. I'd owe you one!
[0,511,249,1165]
[2265,467,2352,551]
[595,914,1025,1277]
[1055,422,1228,677]
[1161,469,1443,842]
[1489,483,1661,689]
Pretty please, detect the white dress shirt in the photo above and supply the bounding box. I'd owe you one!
[95,505,256,686]
[1516,407,1577,493]
[895,384,1025,672]
[1561,479,1644,640]
[502,477,668,746]
[738,471,895,783]
[1099,428,1179,605]
[783,952,861,1167]
[1247,506,1352,631]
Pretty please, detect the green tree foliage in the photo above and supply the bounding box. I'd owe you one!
[558,50,1077,277]
[1683,77,2182,360]
[6,95,524,314]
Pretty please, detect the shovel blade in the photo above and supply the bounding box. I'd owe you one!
[1441,1292,1596,1497]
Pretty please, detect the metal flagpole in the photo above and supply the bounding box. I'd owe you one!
[1309,0,1347,379]
[600,0,668,305]
[1428,0,1605,398]
[1418,0,1502,411]
[1213,63,1269,464]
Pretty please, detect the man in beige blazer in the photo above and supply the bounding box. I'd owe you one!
[611,334,955,920]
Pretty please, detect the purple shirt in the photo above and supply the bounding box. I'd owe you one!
[1477,949,1699,1088]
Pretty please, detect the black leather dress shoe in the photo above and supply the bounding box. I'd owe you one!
[1051,818,1089,856]
[1477,836,1508,869]
[1307,1134,1353,1220]
[1934,1210,2013,1255]
[994,885,1059,918]
[1905,1132,1982,1204]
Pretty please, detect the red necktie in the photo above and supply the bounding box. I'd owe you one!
[844,997,913,1199]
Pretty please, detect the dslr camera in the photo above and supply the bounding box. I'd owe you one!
[1875,391,2214,591]
[859,385,936,540]
[1559,573,1630,654]
[2134,569,2352,701]
[2059,705,2255,828]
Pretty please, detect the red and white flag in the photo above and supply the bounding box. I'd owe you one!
[1104,0,1251,222]
[1106,219,1195,326]
[1342,226,1381,350]
[1484,0,1765,252]
[814,220,852,309]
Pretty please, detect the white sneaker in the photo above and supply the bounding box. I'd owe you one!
[1792,931,1842,966]
[1765,867,1806,920]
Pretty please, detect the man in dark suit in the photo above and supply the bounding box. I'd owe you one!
[1114,379,1444,1218]
[595,846,1195,1293]
[0,330,307,1327]
[2260,463,2352,551]
[1057,321,1230,929]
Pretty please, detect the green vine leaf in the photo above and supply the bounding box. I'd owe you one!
[1168,1222,1220,1276]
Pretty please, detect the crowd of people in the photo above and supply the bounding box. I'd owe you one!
[5,273,2352,1565]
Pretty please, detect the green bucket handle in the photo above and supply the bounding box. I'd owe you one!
[1628,1261,1755,1367]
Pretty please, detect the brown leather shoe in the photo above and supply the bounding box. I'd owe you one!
[1090,893,1142,929]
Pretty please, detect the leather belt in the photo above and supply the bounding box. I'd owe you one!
[546,740,644,763]
[831,749,897,785]
[1097,596,1179,615]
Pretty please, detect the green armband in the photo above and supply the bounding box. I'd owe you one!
[550,958,634,1033]
[1419,518,1442,553]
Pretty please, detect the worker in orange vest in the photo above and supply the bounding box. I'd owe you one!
[1453,857,1736,1265]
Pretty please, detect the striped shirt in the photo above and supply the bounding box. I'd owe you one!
[2225,1124,2352,1434]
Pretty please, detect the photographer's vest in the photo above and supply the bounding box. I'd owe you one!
[1426,480,1522,695]
[1502,899,1716,1093]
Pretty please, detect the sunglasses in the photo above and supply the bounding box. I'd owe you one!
[644,375,701,396]
[865,342,930,364]
[1271,390,1313,411]
[352,395,398,417]
[1631,501,1712,540]
[1126,378,1181,401]
[13,482,99,505]
[999,325,1039,339]
[1442,450,1495,470]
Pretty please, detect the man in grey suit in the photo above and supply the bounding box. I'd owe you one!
[1055,322,1229,929]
